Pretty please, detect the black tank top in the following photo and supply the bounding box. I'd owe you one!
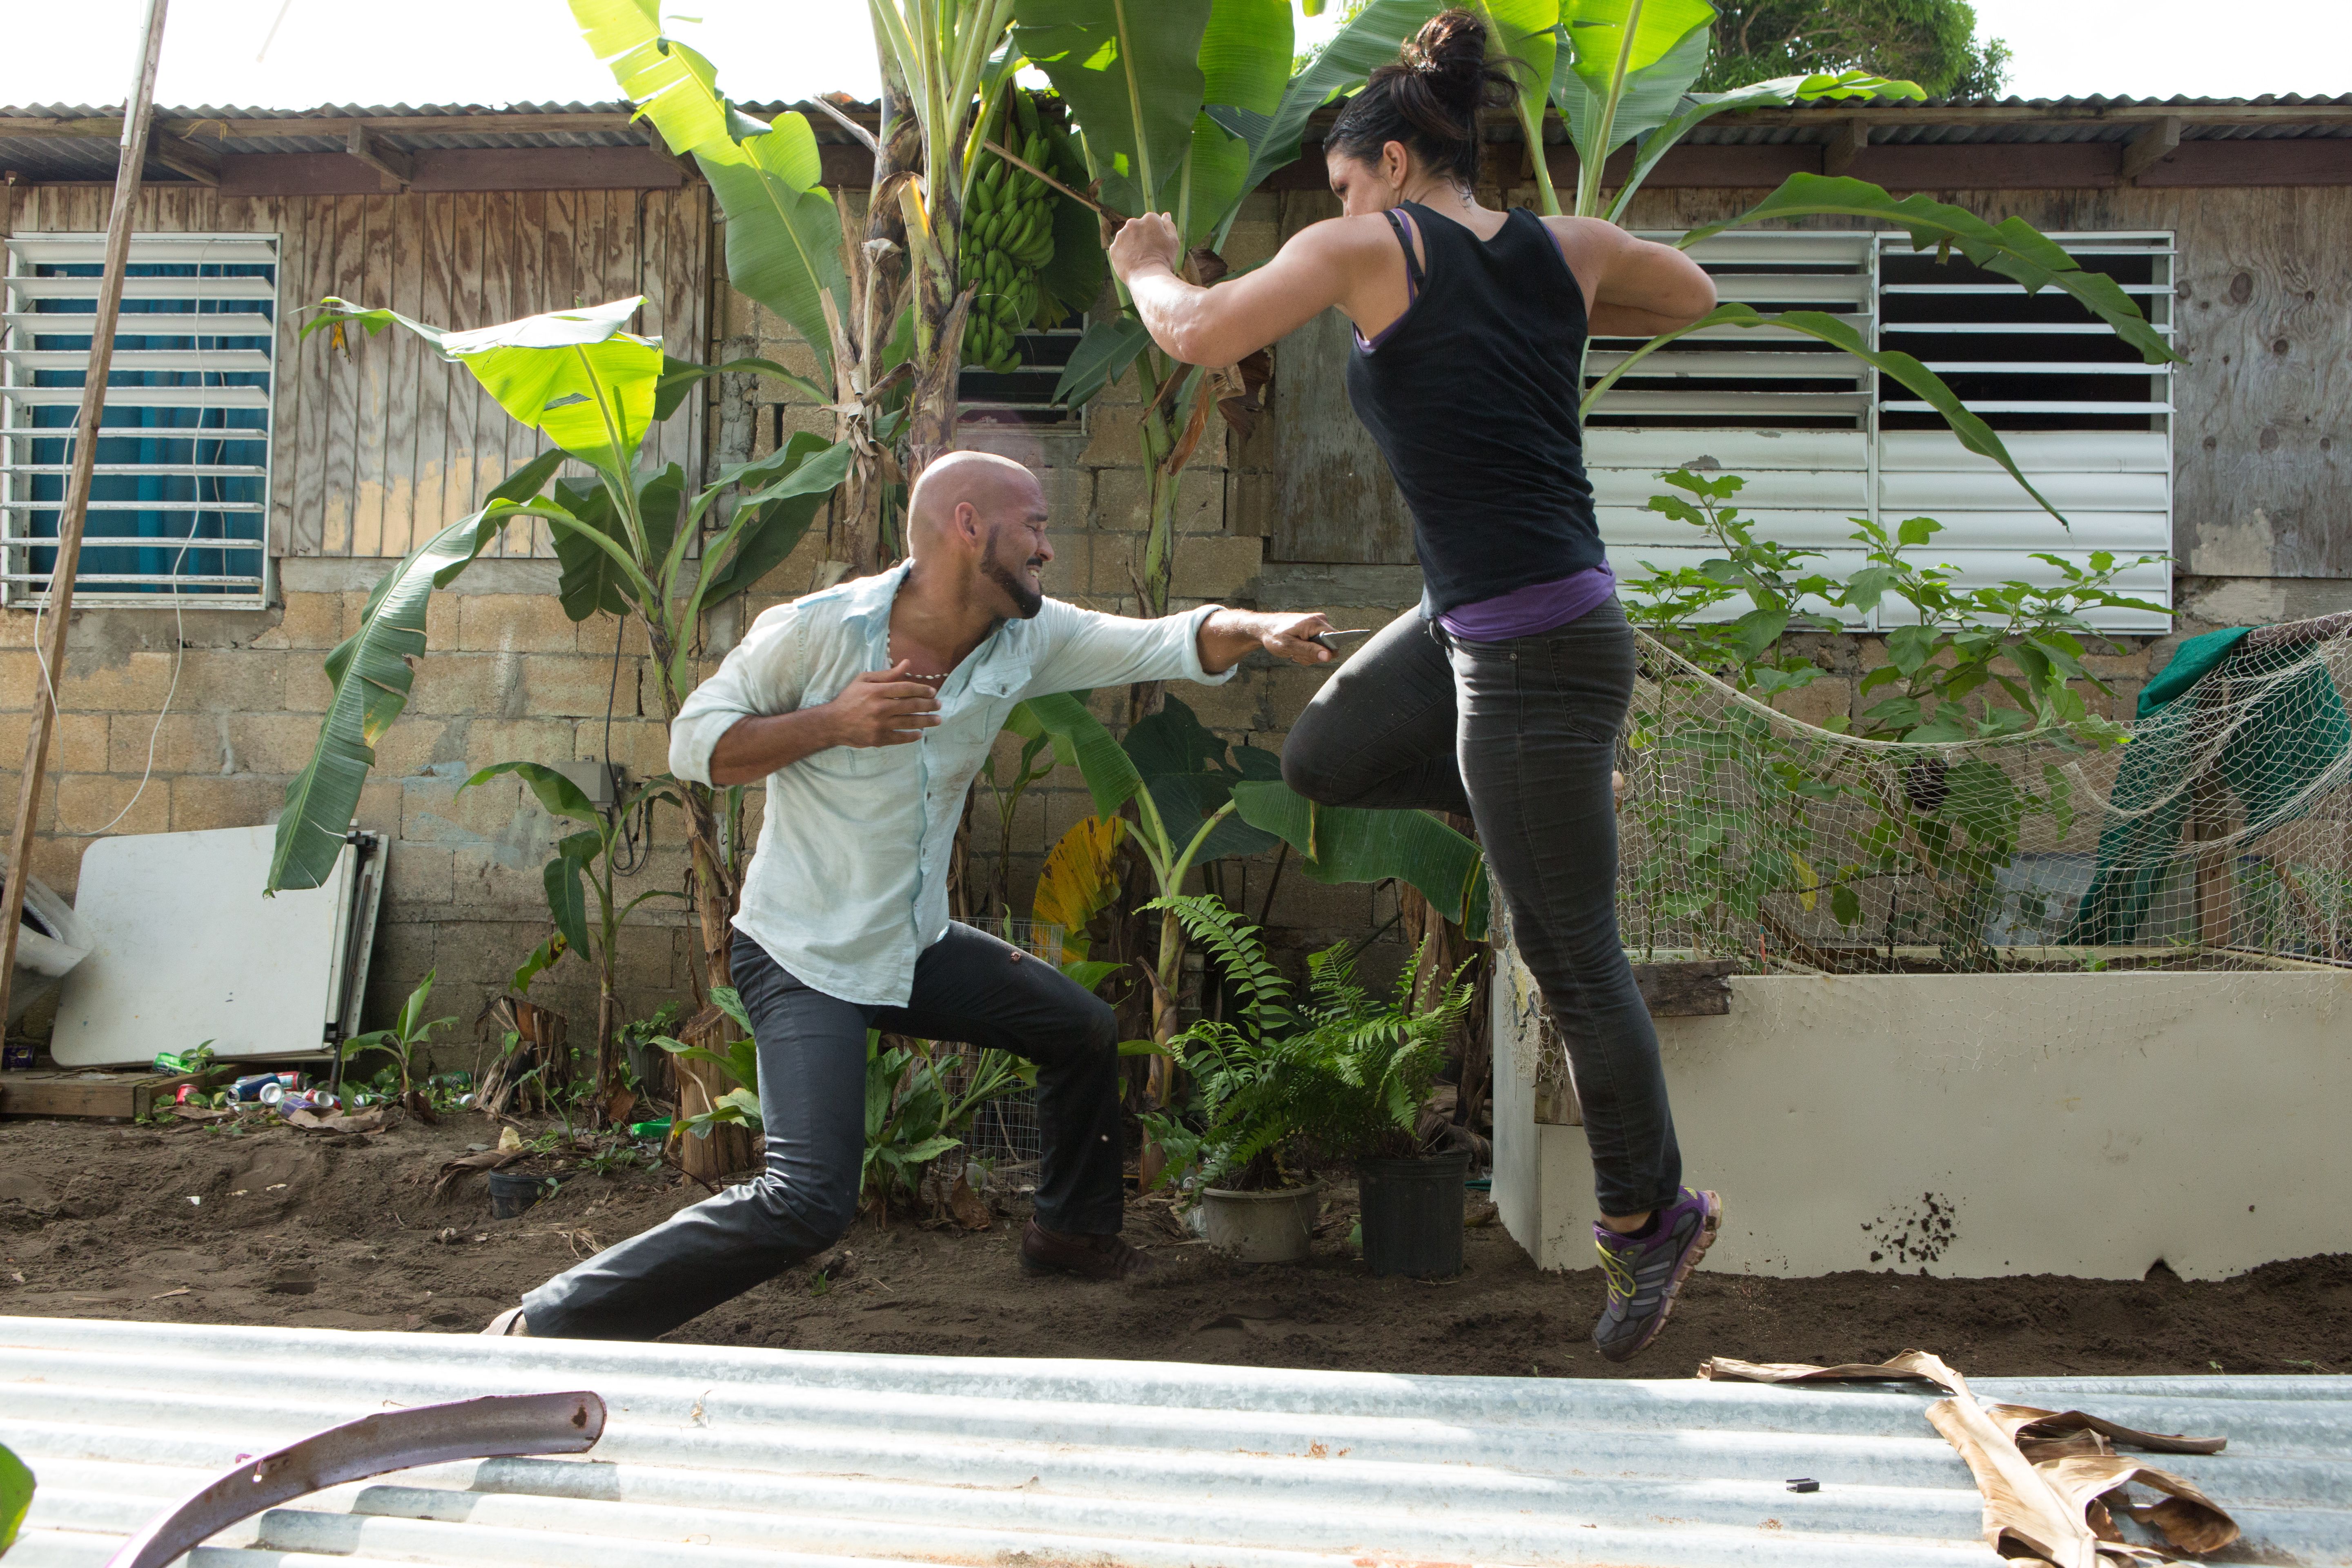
[1342,203,1602,616]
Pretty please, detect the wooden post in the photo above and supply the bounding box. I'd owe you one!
[2190,676,2235,953]
[0,0,169,1031]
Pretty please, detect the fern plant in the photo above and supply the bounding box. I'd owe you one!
[1144,895,1473,1195]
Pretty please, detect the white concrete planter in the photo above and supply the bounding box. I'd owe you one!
[1491,944,2352,1281]
[1200,1183,1322,1263]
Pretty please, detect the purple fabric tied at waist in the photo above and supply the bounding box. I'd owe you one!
[1438,562,1617,642]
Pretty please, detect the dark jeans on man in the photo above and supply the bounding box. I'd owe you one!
[521,924,1124,1339]
[1281,597,1681,1217]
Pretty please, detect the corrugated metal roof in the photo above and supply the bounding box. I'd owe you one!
[4,1315,2348,1566]
[0,91,2346,182]
[0,100,666,184]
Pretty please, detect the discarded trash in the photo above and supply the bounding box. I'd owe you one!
[286,1107,385,1134]
[627,1118,672,1140]
[1700,1350,2239,1564]
[232,1071,299,1102]
[1786,1477,1820,1493]
[275,1090,338,1116]
[488,1170,549,1220]
[1,1043,34,1071]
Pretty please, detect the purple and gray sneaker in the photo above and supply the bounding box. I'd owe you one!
[1591,1187,1722,1363]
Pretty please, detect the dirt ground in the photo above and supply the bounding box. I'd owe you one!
[3,1111,2347,1379]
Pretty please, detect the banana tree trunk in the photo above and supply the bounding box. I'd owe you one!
[595,978,620,1119]
[648,618,738,996]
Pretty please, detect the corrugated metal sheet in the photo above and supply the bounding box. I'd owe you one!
[1,92,2344,180]
[3,1315,2347,1567]
[0,101,665,184]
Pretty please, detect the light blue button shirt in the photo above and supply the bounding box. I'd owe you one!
[669,564,1235,1007]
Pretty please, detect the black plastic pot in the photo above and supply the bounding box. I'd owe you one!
[487,1170,548,1220]
[1358,1150,1470,1277]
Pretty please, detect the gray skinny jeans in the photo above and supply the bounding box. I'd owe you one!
[520,924,1124,1339]
[1281,597,1681,1217]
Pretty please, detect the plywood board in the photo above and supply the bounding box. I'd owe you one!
[51,826,358,1067]
[0,1070,198,1120]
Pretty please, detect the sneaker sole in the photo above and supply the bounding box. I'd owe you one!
[1601,1189,1722,1364]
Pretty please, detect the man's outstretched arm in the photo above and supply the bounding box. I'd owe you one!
[1019,601,1337,699]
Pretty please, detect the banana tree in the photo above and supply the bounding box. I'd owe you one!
[266,296,851,1052]
[1016,0,1293,678]
[575,0,1034,568]
[574,1,900,571]
[466,760,684,1111]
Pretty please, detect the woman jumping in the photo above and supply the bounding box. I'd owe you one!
[1107,8,1722,1362]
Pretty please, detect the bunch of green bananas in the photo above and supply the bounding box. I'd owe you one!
[958,89,1082,374]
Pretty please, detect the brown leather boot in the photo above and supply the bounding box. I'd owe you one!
[1019,1219,1156,1281]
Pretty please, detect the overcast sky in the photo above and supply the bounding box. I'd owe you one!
[3,0,2343,113]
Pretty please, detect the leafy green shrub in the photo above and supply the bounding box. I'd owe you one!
[1628,467,2164,743]
[653,986,761,1139]
[1143,895,1472,1195]
[341,970,456,1107]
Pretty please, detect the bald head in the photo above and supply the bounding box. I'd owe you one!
[907,450,1045,555]
[905,449,1054,620]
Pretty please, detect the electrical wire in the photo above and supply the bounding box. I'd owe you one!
[19,238,234,839]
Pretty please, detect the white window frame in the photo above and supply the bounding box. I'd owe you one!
[2,232,280,609]
[1589,228,2173,633]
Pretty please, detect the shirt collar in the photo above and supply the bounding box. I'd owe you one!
[832,561,1031,695]
[836,561,913,630]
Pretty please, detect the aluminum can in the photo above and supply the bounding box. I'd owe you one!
[232,1072,299,1102]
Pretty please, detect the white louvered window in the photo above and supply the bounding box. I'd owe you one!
[1590,229,2172,632]
[2,233,278,609]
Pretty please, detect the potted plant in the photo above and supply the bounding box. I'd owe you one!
[1147,896,1473,1270]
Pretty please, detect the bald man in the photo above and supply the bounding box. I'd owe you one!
[486,451,1335,1340]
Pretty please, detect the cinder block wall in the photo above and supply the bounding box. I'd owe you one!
[0,567,701,1063]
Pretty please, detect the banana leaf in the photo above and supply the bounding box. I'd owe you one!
[0,1441,30,1557]
[1012,0,1214,220]
[463,759,601,824]
[305,296,662,485]
[1230,0,1451,198]
[571,0,845,389]
[1019,690,1145,817]
[1053,316,1152,409]
[1180,0,1294,244]
[679,432,855,675]
[1679,174,2183,367]
[549,476,634,621]
[1481,0,1568,212]
[656,352,829,418]
[1551,0,1718,214]
[1230,780,1490,937]
[1582,301,2068,521]
[546,831,599,958]
[265,450,566,893]
[1032,813,1129,964]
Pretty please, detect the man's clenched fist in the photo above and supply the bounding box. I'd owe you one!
[825,662,943,747]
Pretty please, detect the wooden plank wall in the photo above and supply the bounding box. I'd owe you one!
[1,183,710,561]
[1261,183,2349,580]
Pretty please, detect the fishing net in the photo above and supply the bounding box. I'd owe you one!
[1611,613,2352,999]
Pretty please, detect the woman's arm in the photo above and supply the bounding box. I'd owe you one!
[1545,217,1717,337]
[1108,212,1385,368]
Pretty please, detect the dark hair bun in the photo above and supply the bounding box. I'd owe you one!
[1401,9,1497,115]
[1326,7,1523,188]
